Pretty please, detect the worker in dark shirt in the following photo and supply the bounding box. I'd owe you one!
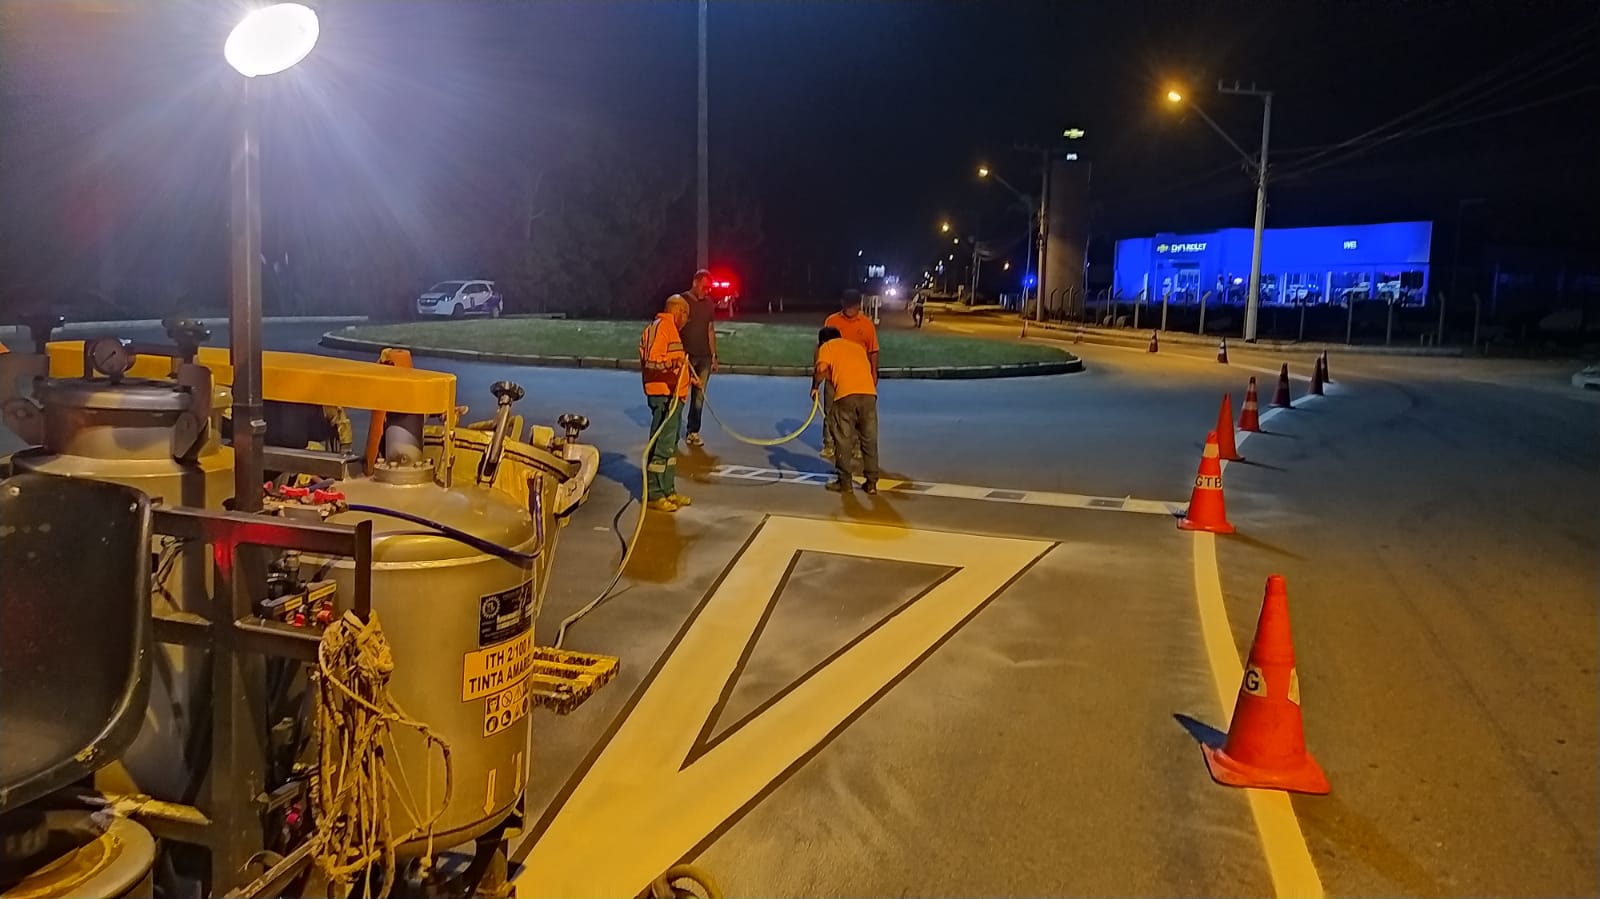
[675,269,717,447]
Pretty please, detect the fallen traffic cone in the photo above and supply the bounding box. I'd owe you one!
[1319,350,1332,383]
[1270,363,1293,408]
[1309,356,1326,396]
[1216,394,1242,461]
[1178,430,1234,534]
[1238,377,1262,432]
[1148,330,1159,353]
[1217,338,1229,364]
[1202,574,1330,795]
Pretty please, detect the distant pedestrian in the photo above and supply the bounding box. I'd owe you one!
[820,289,880,459]
[638,295,702,512]
[812,326,880,494]
[673,269,718,448]
[911,290,926,328]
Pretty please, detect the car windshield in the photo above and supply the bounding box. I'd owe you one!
[427,281,467,294]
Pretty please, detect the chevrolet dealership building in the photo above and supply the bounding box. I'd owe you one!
[1113,221,1434,308]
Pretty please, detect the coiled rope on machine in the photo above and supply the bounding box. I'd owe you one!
[552,388,820,649]
[312,611,455,899]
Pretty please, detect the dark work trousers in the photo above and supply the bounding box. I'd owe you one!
[646,395,682,500]
[826,393,880,485]
[819,381,836,451]
[685,356,713,436]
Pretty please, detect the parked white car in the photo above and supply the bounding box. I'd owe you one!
[416,280,502,318]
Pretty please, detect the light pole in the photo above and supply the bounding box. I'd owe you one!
[696,0,709,269]
[977,165,1034,315]
[1167,83,1272,342]
[224,2,318,513]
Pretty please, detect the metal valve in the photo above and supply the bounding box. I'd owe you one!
[163,317,212,363]
[20,313,65,354]
[478,380,526,485]
[557,413,590,462]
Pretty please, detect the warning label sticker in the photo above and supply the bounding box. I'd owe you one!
[482,679,531,738]
[478,579,535,648]
[462,631,534,702]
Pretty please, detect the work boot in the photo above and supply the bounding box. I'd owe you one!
[825,479,852,494]
[647,498,678,513]
[862,480,878,495]
[667,493,693,507]
[686,432,704,448]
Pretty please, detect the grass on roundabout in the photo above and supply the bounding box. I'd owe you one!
[342,318,1073,369]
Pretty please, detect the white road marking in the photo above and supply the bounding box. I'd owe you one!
[513,516,1052,898]
[1083,340,1327,384]
[707,464,1180,516]
[1195,398,1324,898]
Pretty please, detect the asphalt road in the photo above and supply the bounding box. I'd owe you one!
[7,318,1595,896]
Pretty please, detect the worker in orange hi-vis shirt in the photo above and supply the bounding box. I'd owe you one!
[820,289,879,460]
[812,325,881,495]
[638,295,702,512]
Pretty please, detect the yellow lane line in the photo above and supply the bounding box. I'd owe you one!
[1192,402,1324,898]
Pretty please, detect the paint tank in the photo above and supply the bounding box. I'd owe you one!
[304,462,539,855]
[5,377,232,804]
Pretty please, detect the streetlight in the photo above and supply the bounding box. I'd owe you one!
[977,164,1038,319]
[224,3,319,512]
[940,221,951,233]
[1166,81,1273,342]
[1003,261,1011,271]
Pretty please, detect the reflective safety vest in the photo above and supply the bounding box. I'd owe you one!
[639,313,689,399]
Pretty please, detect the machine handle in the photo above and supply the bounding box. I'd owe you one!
[21,314,65,354]
[478,381,525,485]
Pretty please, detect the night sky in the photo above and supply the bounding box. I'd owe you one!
[1,0,1595,301]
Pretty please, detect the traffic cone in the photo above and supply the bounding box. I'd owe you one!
[1319,350,1332,383]
[1148,330,1159,353]
[1202,574,1330,795]
[1270,363,1293,408]
[1217,338,1229,364]
[1309,356,1325,396]
[1215,394,1242,461]
[1238,377,1261,432]
[1178,430,1234,534]
[1075,324,1084,344]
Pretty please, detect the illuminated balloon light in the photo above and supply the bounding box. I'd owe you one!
[225,3,319,77]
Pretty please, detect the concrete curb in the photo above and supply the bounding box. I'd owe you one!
[0,315,368,339]
[318,331,1085,379]
[1022,319,1466,357]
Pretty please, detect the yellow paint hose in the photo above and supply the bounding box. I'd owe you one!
[552,389,818,649]
[552,394,679,649]
[703,389,820,446]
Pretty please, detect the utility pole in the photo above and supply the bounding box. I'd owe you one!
[695,0,709,269]
[1218,80,1272,343]
[1013,143,1053,324]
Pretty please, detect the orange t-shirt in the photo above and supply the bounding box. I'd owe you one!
[816,338,877,400]
[823,311,879,355]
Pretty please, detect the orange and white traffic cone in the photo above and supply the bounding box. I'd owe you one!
[1148,330,1159,353]
[1216,394,1242,461]
[1319,350,1332,383]
[1178,430,1234,534]
[1238,377,1262,432]
[1217,338,1229,364]
[1271,363,1293,408]
[1202,574,1330,795]
[1309,355,1325,396]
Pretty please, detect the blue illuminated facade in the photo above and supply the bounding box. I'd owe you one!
[1113,221,1433,307]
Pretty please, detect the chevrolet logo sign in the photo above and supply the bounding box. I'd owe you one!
[1156,244,1169,253]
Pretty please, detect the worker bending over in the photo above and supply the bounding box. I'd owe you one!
[639,295,702,512]
[820,289,880,459]
[812,325,880,495]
